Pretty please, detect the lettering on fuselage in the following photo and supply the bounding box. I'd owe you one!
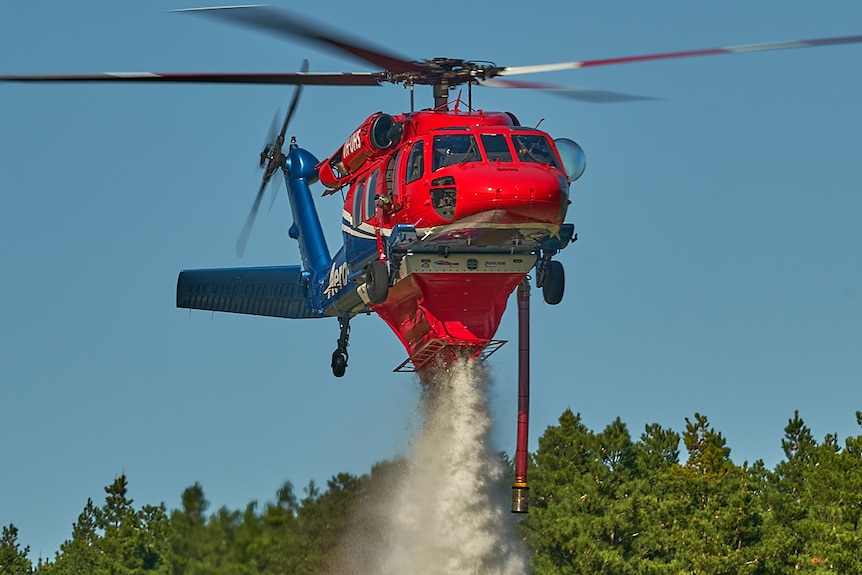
[484,260,509,268]
[324,261,350,298]
[342,129,362,158]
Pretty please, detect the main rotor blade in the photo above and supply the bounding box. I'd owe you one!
[0,71,381,86]
[481,78,656,103]
[236,178,269,257]
[174,5,422,75]
[498,34,862,77]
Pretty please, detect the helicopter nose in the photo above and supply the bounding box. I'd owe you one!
[451,166,569,224]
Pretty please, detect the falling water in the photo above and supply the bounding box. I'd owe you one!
[330,357,526,575]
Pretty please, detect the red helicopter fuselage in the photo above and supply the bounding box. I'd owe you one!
[316,107,579,369]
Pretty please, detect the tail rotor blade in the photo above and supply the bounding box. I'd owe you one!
[261,111,280,166]
[236,178,269,257]
[267,173,283,213]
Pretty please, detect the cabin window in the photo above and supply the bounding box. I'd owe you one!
[405,141,425,184]
[365,169,379,220]
[511,134,560,168]
[481,134,513,162]
[351,178,365,227]
[433,134,480,171]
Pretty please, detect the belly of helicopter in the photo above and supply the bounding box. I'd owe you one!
[371,253,536,370]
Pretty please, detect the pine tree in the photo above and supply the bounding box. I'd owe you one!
[255,481,302,575]
[169,482,216,575]
[39,475,173,575]
[627,424,684,574]
[39,498,100,574]
[294,472,364,575]
[96,475,141,574]
[1,524,33,575]
[762,411,818,572]
[671,413,763,574]
[522,410,638,574]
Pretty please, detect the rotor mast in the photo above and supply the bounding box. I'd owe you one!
[400,58,494,110]
[433,81,449,109]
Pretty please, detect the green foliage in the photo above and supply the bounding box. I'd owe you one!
[32,471,369,575]
[523,410,862,575]
[38,475,173,575]
[11,410,862,574]
[762,411,862,573]
[1,524,33,575]
[524,410,643,574]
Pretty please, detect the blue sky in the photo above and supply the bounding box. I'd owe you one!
[2,0,861,560]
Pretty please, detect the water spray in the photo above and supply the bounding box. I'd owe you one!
[331,357,527,575]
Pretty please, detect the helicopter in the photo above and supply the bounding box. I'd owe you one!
[3,6,861,380]
[179,100,583,377]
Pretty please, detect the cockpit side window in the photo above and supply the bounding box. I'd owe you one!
[405,141,425,184]
[511,134,560,168]
[481,134,513,162]
[433,134,481,171]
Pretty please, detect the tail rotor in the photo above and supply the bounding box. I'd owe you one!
[236,59,309,257]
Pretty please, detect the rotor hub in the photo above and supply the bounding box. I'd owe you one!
[390,58,503,88]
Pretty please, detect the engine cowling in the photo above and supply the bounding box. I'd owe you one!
[318,112,402,189]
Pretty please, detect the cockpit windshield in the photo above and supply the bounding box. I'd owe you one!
[431,131,561,171]
[481,134,513,162]
[511,134,560,168]
[433,134,481,171]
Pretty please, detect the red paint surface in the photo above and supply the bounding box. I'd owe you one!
[328,109,571,368]
[374,271,526,367]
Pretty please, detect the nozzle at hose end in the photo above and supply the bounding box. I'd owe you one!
[511,484,529,514]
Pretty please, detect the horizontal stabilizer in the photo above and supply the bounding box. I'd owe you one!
[177,266,323,319]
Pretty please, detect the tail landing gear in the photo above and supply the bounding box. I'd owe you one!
[331,316,351,377]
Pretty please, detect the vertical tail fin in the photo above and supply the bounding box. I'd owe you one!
[283,143,331,278]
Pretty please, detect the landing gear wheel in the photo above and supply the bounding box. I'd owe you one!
[366,260,389,304]
[331,316,351,378]
[542,260,565,305]
[331,351,347,378]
